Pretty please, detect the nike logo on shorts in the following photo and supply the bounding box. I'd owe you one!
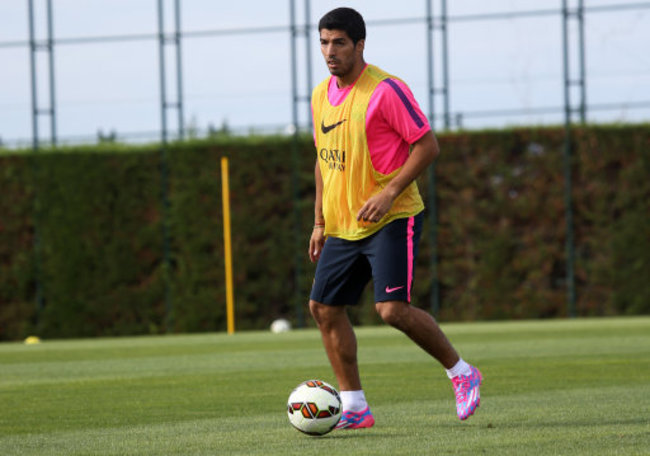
[385,285,404,293]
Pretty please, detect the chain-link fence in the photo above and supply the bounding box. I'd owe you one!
[0,1,649,148]
[1,0,649,329]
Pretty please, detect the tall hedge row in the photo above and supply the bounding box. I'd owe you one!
[0,126,648,340]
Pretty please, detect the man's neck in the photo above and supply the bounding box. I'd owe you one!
[336,61,367,88]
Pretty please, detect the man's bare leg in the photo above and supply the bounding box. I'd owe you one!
[309,300,361,391]
[375,300,459,369]
[375,300,483,420]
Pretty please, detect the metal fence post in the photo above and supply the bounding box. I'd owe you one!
[289,0,304,327]
[157,0,173,330]
[27,0,58,328]
[561,0,584,318]
[304,0,313,132]
[425,0,450,316]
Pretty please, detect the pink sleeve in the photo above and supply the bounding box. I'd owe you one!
[368,79,430,145]
[365,79,431,175]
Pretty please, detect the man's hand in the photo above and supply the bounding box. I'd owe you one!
[309,227,326,263]
[357,131,439,224]
[356,189,396,223]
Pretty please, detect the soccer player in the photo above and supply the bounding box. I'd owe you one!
[308,7,482,429]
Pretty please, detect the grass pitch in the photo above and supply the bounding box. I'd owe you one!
[1,317,649,455]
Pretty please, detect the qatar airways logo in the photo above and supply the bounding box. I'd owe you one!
[319,148,345,171]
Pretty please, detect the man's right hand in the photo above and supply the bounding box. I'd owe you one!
[309,227,326,263]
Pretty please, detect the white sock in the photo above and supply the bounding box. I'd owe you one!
[340,390,368,412]
[446,358,472,379]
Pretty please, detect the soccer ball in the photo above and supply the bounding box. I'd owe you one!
[287,380,341,435]
[270,318,291,333]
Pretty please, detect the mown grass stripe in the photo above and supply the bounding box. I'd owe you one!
[1,317,648,455]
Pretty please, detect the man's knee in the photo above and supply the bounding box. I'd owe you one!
[309,300,324,322]
[309,300,340,328]
[375,301,410,330]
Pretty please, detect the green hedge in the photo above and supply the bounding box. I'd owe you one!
[0,125,648,340]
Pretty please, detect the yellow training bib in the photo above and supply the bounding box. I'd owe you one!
[312,64,424,240]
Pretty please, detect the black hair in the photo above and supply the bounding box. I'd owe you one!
[318,7,366,44]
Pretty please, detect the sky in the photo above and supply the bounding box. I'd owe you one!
[0,0,649,147]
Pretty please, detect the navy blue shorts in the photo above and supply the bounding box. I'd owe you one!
[310,212,423,306]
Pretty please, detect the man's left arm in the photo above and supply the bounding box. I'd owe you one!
[356,131,439,223]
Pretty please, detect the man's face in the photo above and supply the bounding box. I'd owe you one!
[320,29,364,78]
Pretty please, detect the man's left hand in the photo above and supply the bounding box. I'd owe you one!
[356,190,395,223]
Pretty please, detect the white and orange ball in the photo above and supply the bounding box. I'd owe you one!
[287,380,341,435]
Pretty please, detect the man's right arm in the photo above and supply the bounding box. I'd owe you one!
[309,160,326,263]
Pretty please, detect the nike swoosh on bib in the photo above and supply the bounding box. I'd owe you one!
[321,119,346,134]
